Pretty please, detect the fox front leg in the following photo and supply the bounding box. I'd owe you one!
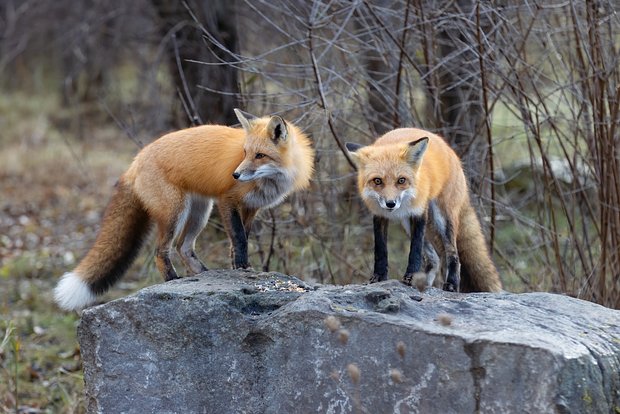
[218,202,251,270]
[229,208,251,269]
[371,215,389,283]
[403,214,426,286]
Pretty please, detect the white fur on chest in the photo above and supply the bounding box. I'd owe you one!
[243,175,293,209]
[369,203,426,220]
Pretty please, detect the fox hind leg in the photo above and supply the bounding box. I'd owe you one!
[176,195,213,275]
[155,220,181,282]
[148,189,188,281]
[423,240,439,287]
[431,204,460,292]
[440,219,460,292]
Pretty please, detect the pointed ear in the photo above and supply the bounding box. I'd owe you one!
[345,142,364,153]
[406,137,429,165]
[236,108,259,121]
[267,115,288,143]
[234,108,253,132]
[345,142,365,167]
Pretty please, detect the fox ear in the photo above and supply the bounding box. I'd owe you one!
[345,142,364,167]
[234,108,254,132]
[345,142,364,153]
[268,115,288,143]
[406,137,429,165]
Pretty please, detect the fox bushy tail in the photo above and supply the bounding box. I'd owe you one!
[54,180,151,310]
[457,203,502,293]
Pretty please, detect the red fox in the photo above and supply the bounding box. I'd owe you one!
[54,109,315,310]
[345,128,502,292]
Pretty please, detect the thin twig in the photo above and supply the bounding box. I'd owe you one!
[263,208,277,272]
[172,32,203,126]
[393,0,412,128]
[475,2,496,251]
[307,19,357,171]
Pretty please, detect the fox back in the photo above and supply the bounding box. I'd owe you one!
[127,117,313,205]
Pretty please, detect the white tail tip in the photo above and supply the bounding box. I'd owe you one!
[54,272,97,311]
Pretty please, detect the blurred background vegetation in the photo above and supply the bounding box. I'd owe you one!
[1,0,619,411]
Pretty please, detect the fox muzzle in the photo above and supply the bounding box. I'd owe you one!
[378,197,402,211]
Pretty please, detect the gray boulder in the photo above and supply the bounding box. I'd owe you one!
[78,269,620,413]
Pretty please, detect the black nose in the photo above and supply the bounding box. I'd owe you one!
[232,172,240,179]
[386,200,396,209]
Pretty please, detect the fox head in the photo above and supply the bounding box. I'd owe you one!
[345,138,429,216]
[232,109,290,182]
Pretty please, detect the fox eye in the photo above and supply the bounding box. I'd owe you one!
[373,178,383,186]
[397,177,406,184]
[255,153,266,159]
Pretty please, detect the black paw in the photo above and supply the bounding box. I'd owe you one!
[442,282,457,292]
[164,273,181,282]
[369,274,387,283]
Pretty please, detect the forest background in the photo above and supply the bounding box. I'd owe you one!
[1,1,619,411]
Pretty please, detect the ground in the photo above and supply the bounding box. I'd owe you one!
[0,92,157,413]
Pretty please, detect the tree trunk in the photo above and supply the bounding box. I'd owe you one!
[151,0,240,127]
[433,0,495,246]
[435,0,487,190]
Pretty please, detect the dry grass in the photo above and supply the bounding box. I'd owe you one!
[0,91,154,413]
[1,3,618,410]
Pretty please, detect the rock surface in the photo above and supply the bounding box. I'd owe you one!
[78,269,620,414]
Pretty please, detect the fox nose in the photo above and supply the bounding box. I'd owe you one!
[386,200,397,209]
[232,172,241,180]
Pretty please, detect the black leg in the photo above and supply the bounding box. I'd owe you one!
[440,219,461,292]
[371,216,389,282]
[155,221,179,281]
[230,208,250,269]
[157,246,179,281]
[444,255,461,292]
[403,214,426,285]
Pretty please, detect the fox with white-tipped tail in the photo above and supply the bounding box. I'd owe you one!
[55,110,314,310]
